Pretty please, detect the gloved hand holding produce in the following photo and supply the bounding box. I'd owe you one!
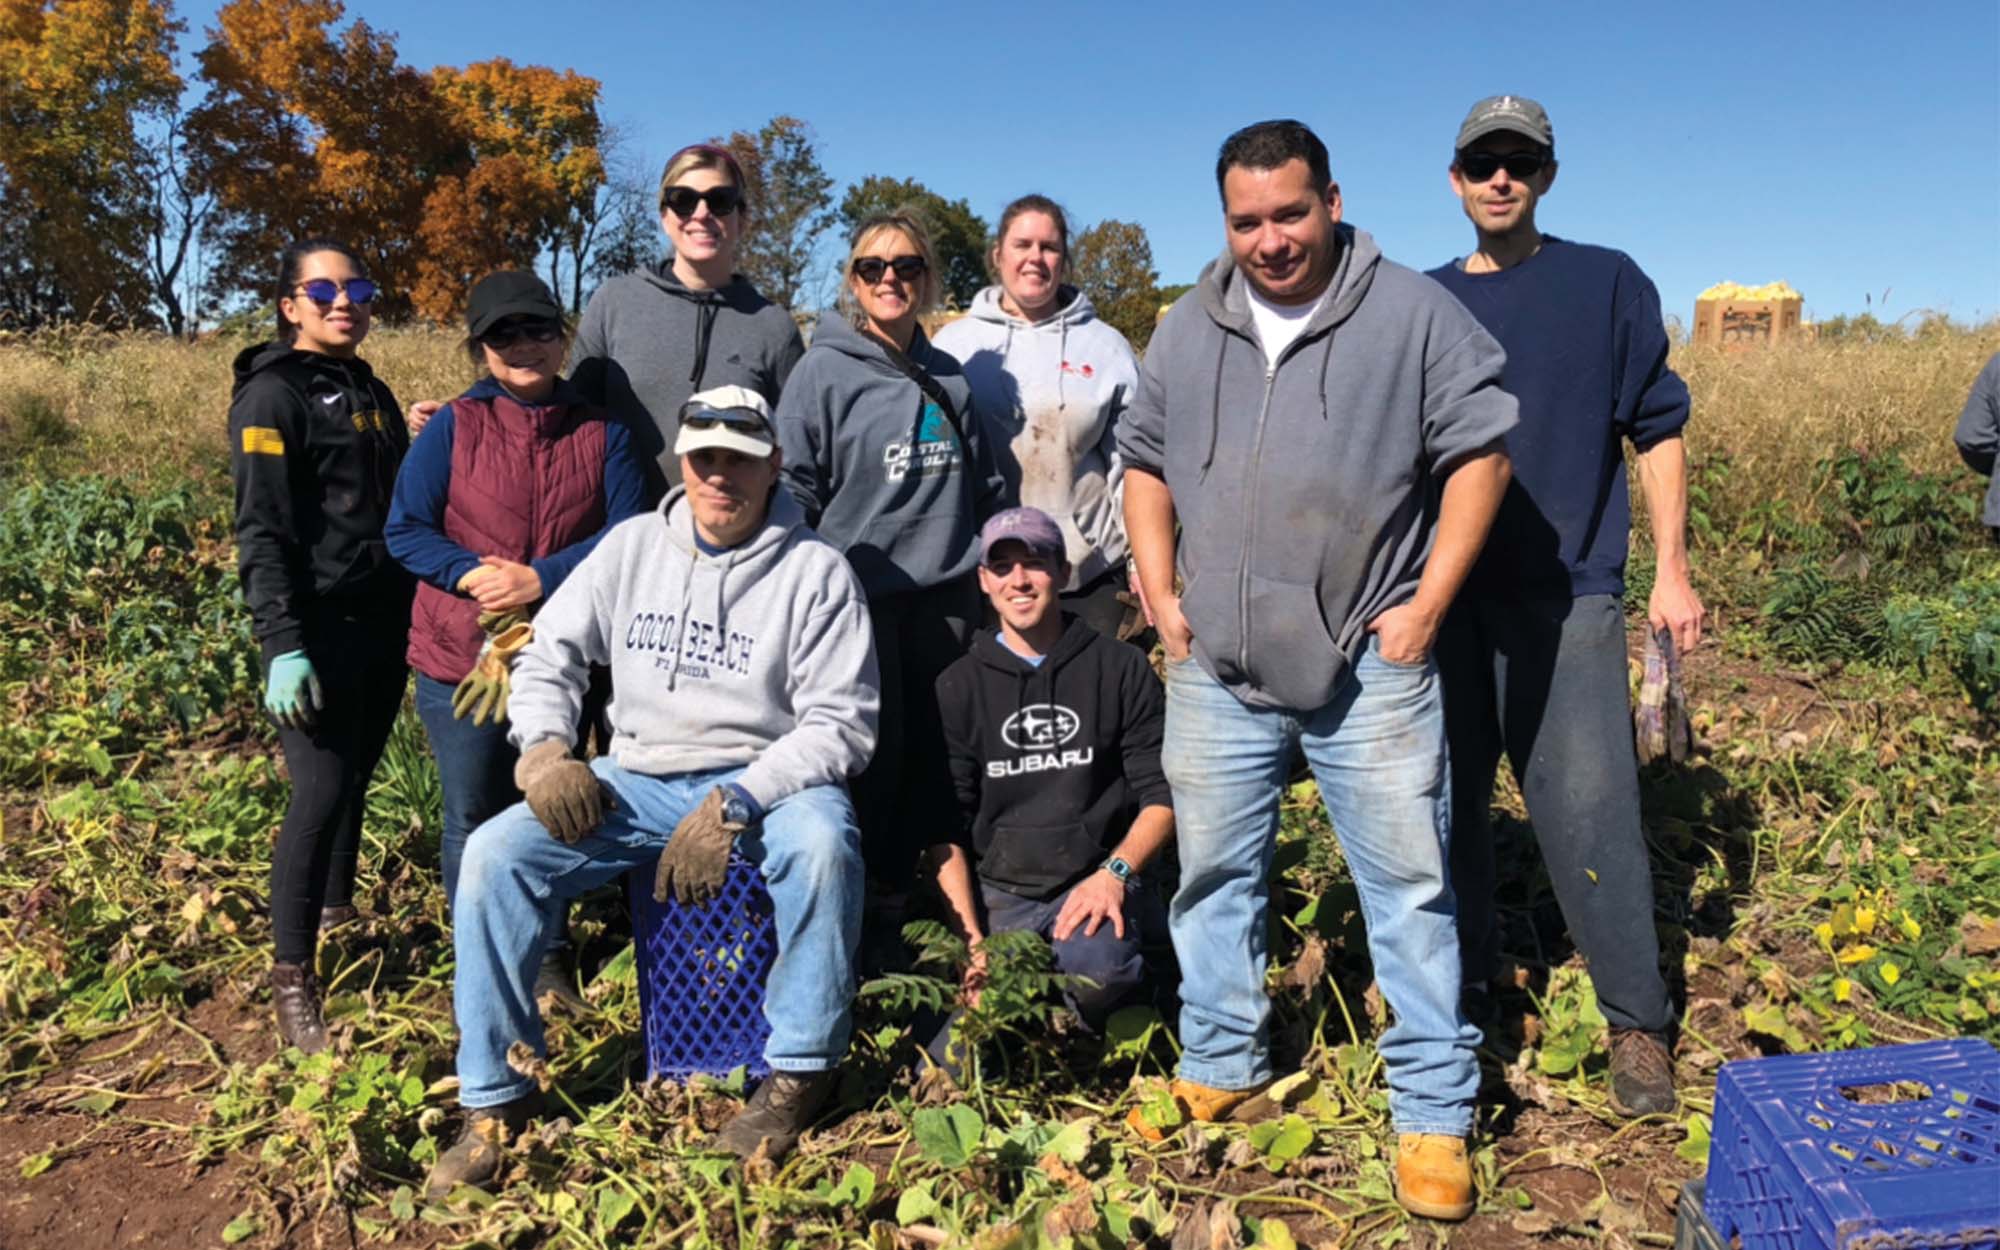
[452,609,534,726]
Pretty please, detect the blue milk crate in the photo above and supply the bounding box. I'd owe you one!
[626,852,776,1081]
[1703,1039,2000,1250]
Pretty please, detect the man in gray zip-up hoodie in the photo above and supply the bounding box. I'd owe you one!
[429,389,878,1193]
[1118,121,1515,1222]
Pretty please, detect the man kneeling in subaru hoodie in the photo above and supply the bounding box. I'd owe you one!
[426,387,879,1199]
[926,507,1173,1073]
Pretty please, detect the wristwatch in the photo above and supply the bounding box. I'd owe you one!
[720,789,755,826]
[1102,856,1135,888]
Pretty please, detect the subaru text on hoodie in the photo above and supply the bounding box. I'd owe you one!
[569,261,806,500]
[1115,224,1519,711]
[505,486,880,811]
[936,615,1170,900]
[228,341,414,661]
[933,286,1140,590]
[776,317,1007,599]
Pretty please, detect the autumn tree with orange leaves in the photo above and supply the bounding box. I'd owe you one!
[0,0,183,328]
[187,0,609,324]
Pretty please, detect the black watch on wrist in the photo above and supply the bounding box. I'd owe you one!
[1102,856,1135,888]
[720,789,754,826]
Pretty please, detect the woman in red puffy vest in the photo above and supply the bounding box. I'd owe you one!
[386,271,647,957]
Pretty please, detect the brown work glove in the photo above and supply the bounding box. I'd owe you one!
[652,788,746,905]
[452,610,535,726]
[514,739,605,844]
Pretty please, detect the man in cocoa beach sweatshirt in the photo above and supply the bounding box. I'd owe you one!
[426,388,878,1196]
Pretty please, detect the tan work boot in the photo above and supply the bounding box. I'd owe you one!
[1394,1134,1475,1221]
[1125,1077,1276,1142]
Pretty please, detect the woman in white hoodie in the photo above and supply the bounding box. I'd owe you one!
[934,195,1145,640]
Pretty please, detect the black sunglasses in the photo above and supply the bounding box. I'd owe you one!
[480,320,563,350]
[295,278,378,306]
[663,185,743,219]
[852,255,927,285]
[1457,151,1550,182]
[680,406,772,436]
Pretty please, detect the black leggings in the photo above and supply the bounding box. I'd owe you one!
[270,610,409,965]
[851,578,976,890]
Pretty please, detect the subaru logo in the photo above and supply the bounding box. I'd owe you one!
[1001,703,1080,750]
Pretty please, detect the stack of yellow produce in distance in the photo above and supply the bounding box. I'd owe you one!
[1697,280,1801,302]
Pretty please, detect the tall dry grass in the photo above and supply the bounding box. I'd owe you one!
[2,321,1996,523]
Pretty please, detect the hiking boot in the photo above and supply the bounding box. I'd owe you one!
[711,1070,837,1161]
[1394,1134,1475,1221]
[1125,1077,1277,1142]
[1608,1028,1677,1117]
[423,1094,540,1200]
[269,962,328,1054]
[533,949,586,1015]
[319,903,361,930]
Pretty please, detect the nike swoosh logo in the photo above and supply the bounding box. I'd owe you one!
[320,394,340,406]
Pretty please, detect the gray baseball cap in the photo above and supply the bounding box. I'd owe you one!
[978,507,1066,565]
[1455,95,1554,151]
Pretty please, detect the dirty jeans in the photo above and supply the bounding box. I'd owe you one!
[451,758,863,1109]
[1435,592,1673,1035]
[1161,640,1479,1136]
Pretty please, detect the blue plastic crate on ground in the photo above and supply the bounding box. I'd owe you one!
[627,852,775,1081]
[1677,1179,1727,1250]
[1703,1038,2000,1250]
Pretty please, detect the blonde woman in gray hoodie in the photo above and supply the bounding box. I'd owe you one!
[934,196,1146,641]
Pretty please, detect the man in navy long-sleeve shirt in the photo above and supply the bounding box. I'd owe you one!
[1427,95,1703,1120]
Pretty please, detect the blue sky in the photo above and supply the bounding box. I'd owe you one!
[185,0,2000,325]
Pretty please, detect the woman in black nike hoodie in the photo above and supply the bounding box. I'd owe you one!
[228,239,414,1053]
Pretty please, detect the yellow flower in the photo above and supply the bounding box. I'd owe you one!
[1855,906,1877,935]
[1900,913,1922,941]
[1881,962,1902,986]
[1814,922,1836,951]
[1838,944,1878,964]
[1834,978,1853,1003]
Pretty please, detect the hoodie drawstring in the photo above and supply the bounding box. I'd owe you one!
[1199,332,1227,478]
[1317,325,1338,422]
[690,300,718,387]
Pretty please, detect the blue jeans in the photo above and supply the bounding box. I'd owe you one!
[452,758,864,1109]
[413,673,519,913]
[1160,641,1479,1137]
[1435,593,1672,1035]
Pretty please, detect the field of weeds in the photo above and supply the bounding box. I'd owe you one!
[0,324,1996,1249]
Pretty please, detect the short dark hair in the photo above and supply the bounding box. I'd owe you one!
[1215,120,1331,203]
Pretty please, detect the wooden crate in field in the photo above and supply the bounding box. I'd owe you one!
[1693,295,1804,348]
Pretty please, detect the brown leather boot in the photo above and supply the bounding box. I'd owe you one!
[424,1094,540,1200]
[270,962,328,1054]
[711,1070,838,1161]
[1394,1134,1475,1221]
[1608,1028,1677,1117]
[319,903,360,929]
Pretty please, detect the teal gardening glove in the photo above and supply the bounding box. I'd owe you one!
[264,650,323,732]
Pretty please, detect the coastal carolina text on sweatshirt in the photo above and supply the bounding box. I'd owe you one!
[776,316,1006,598]
[569,262,805,499]
[932,286,1140,588]
[506,486,880,810]
[1428,238,1689,598]
[936,615,1170,900]
[228,341,413,660]
[1116,225,1519,712]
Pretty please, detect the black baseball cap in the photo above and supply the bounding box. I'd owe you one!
[466,270,563,338]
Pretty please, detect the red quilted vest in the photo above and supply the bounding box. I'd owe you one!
[407,388,608,682]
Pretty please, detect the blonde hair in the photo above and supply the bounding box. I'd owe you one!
[838,211,940,331]
[656,143,748,218]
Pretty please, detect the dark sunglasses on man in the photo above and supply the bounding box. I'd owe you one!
[295,278,378,307]
[479,320,563,350]
[851,255,927,285]
[662,185,743,219]
[1456,151,1550,182]
[679,403,773,438]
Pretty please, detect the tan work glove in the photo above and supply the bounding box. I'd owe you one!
[652,788,746,905]
[515,739,605,844]
[453,610,535,726]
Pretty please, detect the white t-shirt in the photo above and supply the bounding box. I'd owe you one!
[1245,283,1326,366]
